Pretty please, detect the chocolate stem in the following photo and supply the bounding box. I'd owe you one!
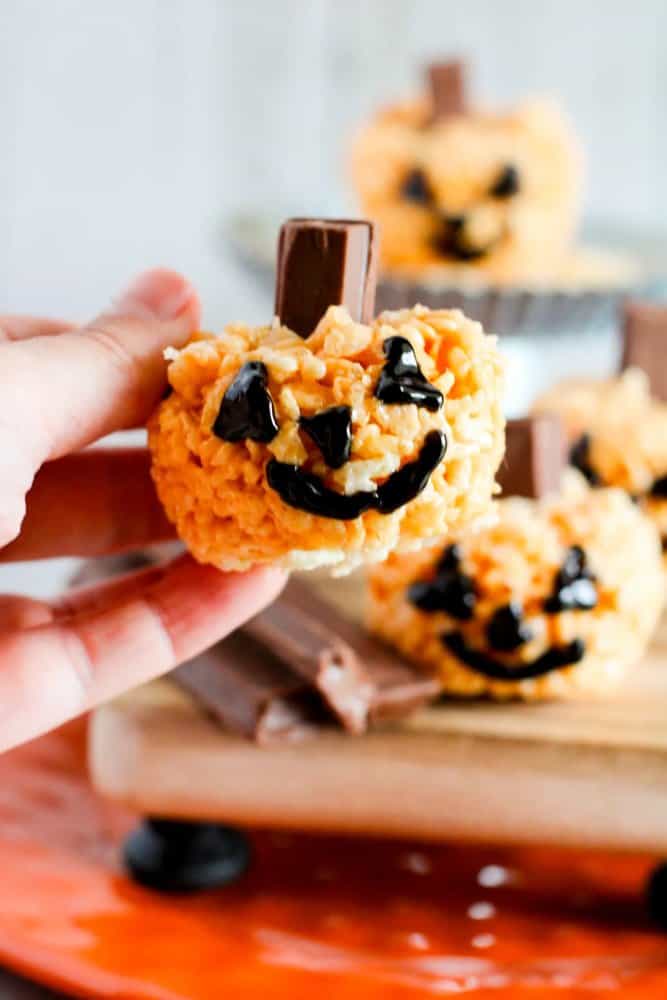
[497,415,565,499]
[427,59,467,121]
[274,218,378,338]
[621,300,667,401]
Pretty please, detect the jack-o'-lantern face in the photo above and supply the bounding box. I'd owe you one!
[351,100,581,278]
[407,542,598,681]
[211,336,447,520]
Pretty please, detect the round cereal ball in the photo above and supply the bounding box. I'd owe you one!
[350,96,583,285]
[534,368,667,566]
[148,304,504,574]
[367,472,664,699]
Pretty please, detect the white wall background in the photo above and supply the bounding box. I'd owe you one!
[0,0,665,326]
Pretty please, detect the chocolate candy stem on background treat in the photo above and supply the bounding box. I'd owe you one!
[621,300,667,401]
[427,59,467,121]
[367,415,664,700]
[497,413,565,499]
[149,216,504,573]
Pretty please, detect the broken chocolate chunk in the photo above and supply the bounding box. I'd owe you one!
[212,361,279,444]
[300,405,353,469]
[274,218,378,338]
[375,336,444,411]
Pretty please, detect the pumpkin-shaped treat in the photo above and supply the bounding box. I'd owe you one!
[148,219,505,574]
[351,60,583,287]
[533,301,667,565]
[367,416,664,699]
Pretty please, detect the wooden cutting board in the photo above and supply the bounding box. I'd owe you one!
[89,574,667,853]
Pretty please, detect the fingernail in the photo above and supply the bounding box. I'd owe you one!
[112,269,197,322]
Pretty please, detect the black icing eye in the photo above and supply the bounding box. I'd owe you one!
[212,361,279,444]
[408,546,477,620]
[649,474,667,498]
[299,406,352,469]
[544,545,598,613]
[401,168,434,205]
[486,602,534,651]
[569,433,602,487]
[490,164,520,199]
[375,337,443,412]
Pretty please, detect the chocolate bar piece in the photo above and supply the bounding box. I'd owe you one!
[279,578,441,723]
[244,599,373,733]
[497,414,564,499]
[621,300,667,401]
[173,632,330,745]
[274,218,378,338]
[427,59,467,121]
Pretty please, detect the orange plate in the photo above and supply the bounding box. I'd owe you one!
[0,720,665,998]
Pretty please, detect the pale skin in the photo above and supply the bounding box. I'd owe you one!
[0,269,286,752]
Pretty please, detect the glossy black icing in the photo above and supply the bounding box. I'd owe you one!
[123,818,250,893]
[401,168,434,204]
[432,224,489,261]
[490,163,520,199]
[266,429,447,520]
[442,632,585,682]
[569,433,602,487]
[544,545,598,613]
[649,474,667,498]
[485,602,534,651]
[212,362,279,444]
[375,337,444,412]
[299,406,353,469]
[408,542,476,620]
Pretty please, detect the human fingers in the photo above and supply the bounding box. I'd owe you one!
[0,316,74,342]
[0,448,175,561]
[0,558,286,752]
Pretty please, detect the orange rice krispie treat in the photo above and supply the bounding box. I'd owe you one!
[148,220,505,574]
[367,417,664,699]
[533,302,667,560]
[350,60,583,286]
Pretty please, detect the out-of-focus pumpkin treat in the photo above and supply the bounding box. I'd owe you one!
[350,59,632,291]
[367,415,664,700]
[533,301,667,561]
[148,218,504,574]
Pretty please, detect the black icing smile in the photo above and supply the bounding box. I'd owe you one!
[442,632,585,681]
[408,544,598,682]
[266,430,447,520]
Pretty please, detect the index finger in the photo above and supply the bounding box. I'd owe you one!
[0,269,199,547]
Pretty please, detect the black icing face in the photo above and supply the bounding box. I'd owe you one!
[212,338,447,521]
[570,433,667,548]
[401,162,521,261]
[408,544,598,682]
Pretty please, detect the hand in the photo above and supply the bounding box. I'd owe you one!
[0,270,285,752]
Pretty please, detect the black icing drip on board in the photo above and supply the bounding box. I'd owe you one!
[299,406,353,469]
[408,543,476,620]
[266,429,447,520]
[544,545,598,613]
[485,602,534,651]
[212,362,279,444]
[490,163,521,199]
[375,337,444,412]
[569,434,602,487]
[401,168,434,205]
[442,632,586,682]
